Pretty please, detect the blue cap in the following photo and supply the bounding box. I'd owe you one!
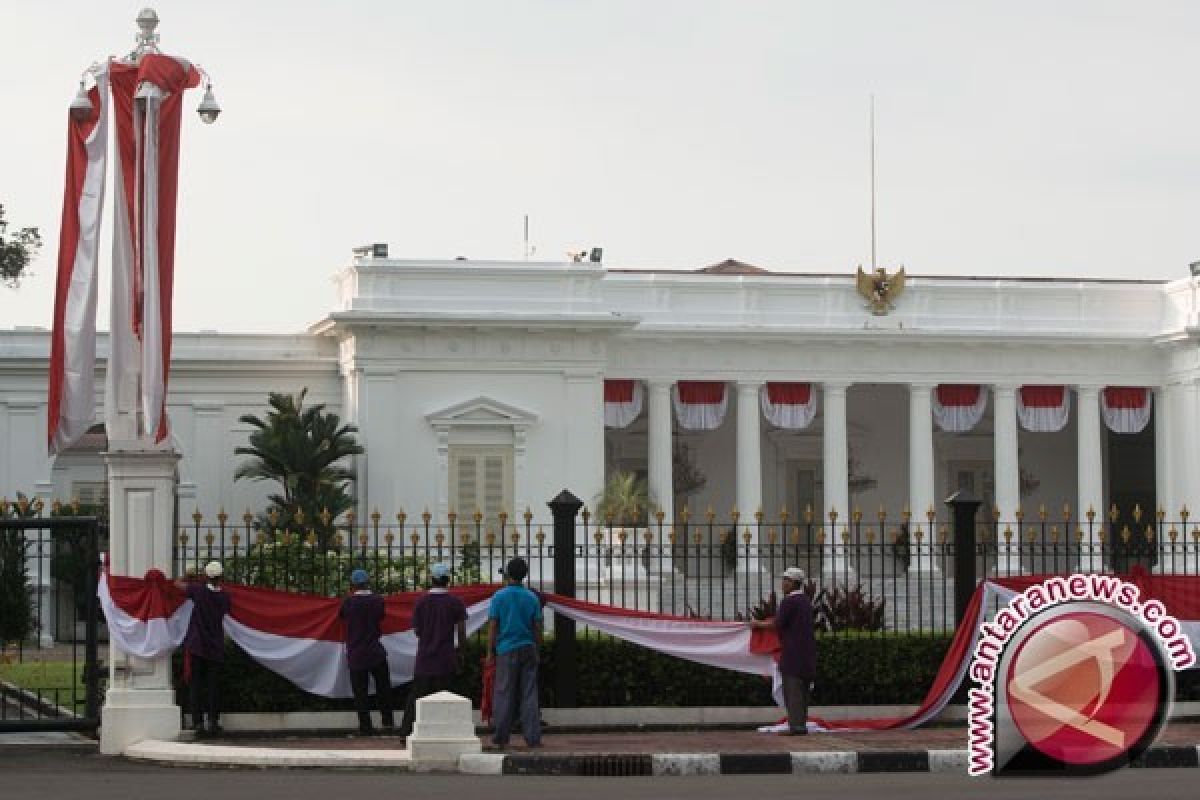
[431,562,451,580]
[350,568,369,586]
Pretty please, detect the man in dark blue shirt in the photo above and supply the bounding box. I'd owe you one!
[339,568,395,735]
[176,561,231,737]
[399,562,467,737]
[751,566,816,735]
[486,557,543,749]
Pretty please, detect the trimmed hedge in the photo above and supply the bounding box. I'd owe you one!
[173,633,956,712]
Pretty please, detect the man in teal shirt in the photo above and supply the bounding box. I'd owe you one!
[486,557,543,748]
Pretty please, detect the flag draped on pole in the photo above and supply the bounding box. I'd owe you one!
[48,70,109,454]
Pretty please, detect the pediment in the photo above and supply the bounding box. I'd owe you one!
[425,396,538,429]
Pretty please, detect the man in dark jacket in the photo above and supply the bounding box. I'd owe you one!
[752,566,816,735]
[399,562,467,737]
[340,568,395,734]
[176,561,231,737]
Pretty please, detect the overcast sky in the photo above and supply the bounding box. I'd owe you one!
[2,1,1198,333]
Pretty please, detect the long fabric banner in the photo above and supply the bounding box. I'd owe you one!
[99,568,1200,728]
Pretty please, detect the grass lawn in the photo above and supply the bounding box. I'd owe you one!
[0,660,86,712]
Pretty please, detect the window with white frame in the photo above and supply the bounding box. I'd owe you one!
[449,445,513,531]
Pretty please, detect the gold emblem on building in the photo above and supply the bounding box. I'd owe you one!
[856,266,907,315]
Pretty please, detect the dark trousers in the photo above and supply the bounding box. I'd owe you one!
[399,673,453,737]
[349,660,395,731]
[782,673,811,733]
[491,644,541,746]
[188,654,221,732]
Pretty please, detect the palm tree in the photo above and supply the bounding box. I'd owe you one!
[234,389,363,547]
[595,471,654,527]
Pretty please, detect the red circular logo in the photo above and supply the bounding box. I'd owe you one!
[1005,611,1162,766]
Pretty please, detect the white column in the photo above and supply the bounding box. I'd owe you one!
[1076,385,1104,572]
[992,384,1022,575]
[735,381,764,574]
[646,381,674,529]
[908,383,938,573]
[1181,380,1200,573]
[100,444,182,755]
[822,382,852,579]
[1153,386,1172,573]
[565,371,605,512]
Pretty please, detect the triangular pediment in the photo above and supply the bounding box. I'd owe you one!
[425,396,538,429]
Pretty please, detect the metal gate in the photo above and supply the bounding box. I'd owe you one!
[0,516,103,732]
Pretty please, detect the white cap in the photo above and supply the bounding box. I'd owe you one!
[204,561,223,579]
[782,567,806,582]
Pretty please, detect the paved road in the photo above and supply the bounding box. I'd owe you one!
[1,749,1197,799]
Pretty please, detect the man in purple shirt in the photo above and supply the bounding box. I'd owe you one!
[399,562,467,738]
[175,561,231,737]
[751,566,816,735]
[340,568,395,734]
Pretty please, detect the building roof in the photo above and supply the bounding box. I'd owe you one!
[694,258,771,275]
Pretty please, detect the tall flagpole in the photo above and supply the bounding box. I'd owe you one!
[870,94,877,272]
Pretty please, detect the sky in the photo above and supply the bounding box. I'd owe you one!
[1,0,1198,333]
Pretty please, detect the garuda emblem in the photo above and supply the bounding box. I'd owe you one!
[856,266,906,315]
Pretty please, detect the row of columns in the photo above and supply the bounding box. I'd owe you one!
[640,380,1144,576]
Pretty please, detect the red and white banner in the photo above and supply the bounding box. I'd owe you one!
[48,70,109,455]
[603,380,644,429]
[1102,387,1152,435]
[673,381,728,430]
[932,385,987,433]
[760,383,817,430]
[1017,385,1070,433]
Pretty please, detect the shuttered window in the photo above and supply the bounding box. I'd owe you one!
[450,446,513,531]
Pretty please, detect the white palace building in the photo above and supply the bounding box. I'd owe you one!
[3,250,1200,584]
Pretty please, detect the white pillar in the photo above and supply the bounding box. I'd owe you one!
[1076,385,1104,572]
[1181,380,1200,573]
[100,444,182,755]
[908,383,938,573]
[735,381,764,574]
[992,384,1022,575]
[1154,386,1173,574]
[647,381,674,528]
[822,382,852,579]
[565,371,605,511]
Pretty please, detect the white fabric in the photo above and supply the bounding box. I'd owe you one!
[759,386,817,429]
[672,385,729,431]
[931,387,988,433]
[604,381,644,429]
[104,88,140,442]
[1017,390,1071,433]
[1102,390,1152,434]
[97,573,192,659]
[139,86,168,440]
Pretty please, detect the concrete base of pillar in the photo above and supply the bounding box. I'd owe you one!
[99,688,181,755]
[408,691,481,771]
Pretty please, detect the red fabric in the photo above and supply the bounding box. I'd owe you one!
[480,657,496,724]
[765,382,812,405]
[935,384,981,407]
[749,626,780,655]
[676,381,726,404]
[604,380,636,403]
[1019,385,1065,407]
[1104,386,1148,410]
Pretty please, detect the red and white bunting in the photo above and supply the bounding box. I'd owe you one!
[1017,385,1070,432]
[931,384,987,433]
[48,70,109,455]
[603,380,644,429]
[673,381,728,430]
[1102,386,1152,435]
[760,382,817,429]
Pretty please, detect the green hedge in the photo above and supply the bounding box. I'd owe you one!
[173,633,957,712]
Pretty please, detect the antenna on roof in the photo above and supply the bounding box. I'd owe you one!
[869,94,877,271]
[523,214,536,260]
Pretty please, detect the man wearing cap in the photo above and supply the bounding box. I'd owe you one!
[486,556,543,749]
[175,561,231,737]
[751,567,816,735]
[399,562,467,738]
[340,568,395,735]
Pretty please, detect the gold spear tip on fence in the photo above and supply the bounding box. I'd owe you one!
[828,507,839,522]
[1133,504,1144,523]
[319,508,332,527]
[192,508,203,525]
[901,505,912,521]
[218,508,228,525]
[1109,504,1120,523]
[1086,505,1096,522]
[425,508,434,523]
[926,505,936,522]
[1038,504,1046,521]
[243,508,254,526]
[731,506,740,523]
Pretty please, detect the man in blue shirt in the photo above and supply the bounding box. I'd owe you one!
[486,557,543,748]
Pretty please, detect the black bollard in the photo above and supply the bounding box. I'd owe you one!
[548,489,582,707]
[945,489,981,629]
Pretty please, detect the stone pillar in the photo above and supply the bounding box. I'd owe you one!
[821,382,851,579]
[1181,380,1200,573]
[565,371,605,515]
[646,381,674,526]
[1076,385,1104,572]
[992,384,1022,575]
[100,444,182,755]
[735,381,763,574]
[908,383,938,573]
[407,691,482,770]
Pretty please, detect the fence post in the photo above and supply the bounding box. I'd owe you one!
[548,489,582,707]
[945,489,981,628]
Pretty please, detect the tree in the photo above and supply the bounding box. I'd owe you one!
[234,389,364,548]
[0,204,42,289]
[594,471,654,527]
